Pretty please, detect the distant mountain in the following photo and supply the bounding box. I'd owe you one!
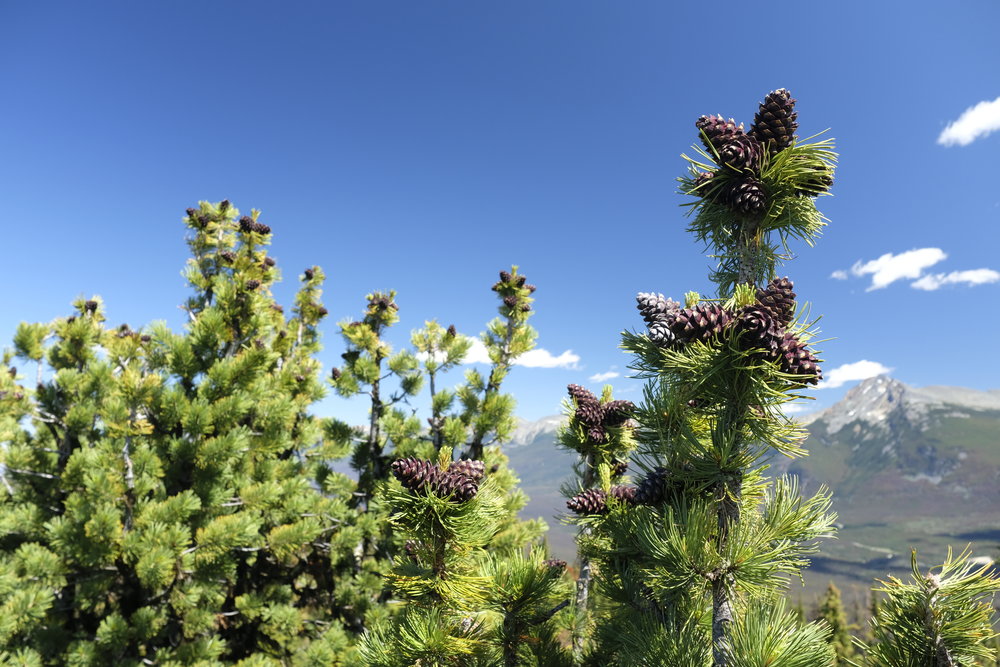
[503,376,1000,602]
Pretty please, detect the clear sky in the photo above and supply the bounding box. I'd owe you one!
[3,1,999,425]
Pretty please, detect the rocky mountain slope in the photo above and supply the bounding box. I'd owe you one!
[505,376,1000,602]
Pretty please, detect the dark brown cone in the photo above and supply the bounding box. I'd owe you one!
[251,221,271,235]
[586,426,607,444]
[610,459,628,478]
[515,275,526,287]
[756,277,796,327]
[777,333,822,384]
[634,467,670,505]
[718,134,764,172]
[499,270,512,283]
[446,324,457,337]
[636,292,680,326]
[567,384,598,407]
[448,459,486,481]
[239,216,254,233]
[692,171,715,197]
[318,306,329,317]
[186,207,198,218]
[602,399,636,427]
[543,558,567,573]
[524,284,537,293]
[431,471,479,502]
[263,256,276,267]
[84,300,98,314]
[567,488,608,515]
[219,199,230,212]
[609,485,637,505]
[796,166,834,196]
[219,250,236,263]
[720,177,768,216]
[734,305,784,355]
[330,367,341,380]
[647,317,676,347]
[575,401,604,427]
[749,89,798,154]
[245,279,261,291]
[270,304,284,313]
[670,303,733,344]
[695,115,745,154]
[304,268,315,280]
[503,295,518,308]
[391,458,439,491]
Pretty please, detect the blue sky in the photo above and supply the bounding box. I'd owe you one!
[3,1,999,425]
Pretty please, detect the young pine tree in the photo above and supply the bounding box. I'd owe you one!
[815,581,856,664]
[567,89,839,666]
[861,549,999,666]
[0,202,366,665]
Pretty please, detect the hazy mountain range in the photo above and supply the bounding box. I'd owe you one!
[504,376,1000,602]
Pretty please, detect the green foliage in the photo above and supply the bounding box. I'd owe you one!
[861,548,1000,666]
[815,582,856,664]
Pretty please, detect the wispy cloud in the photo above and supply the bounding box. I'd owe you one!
[848,248,947,290]
[463,338,580,369]
[938,96,1000,147]
[830,270,848,280]
[911,269,1000,291]
[817,360,892,390]
[589,369,620,383]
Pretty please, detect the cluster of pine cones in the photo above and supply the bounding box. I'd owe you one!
[567,384,635,444]
[567,467,675,515]
[238,215,272,235]
[390,457,486,503]
[492,270,535,314]
[691,89,829,216]
[636,277,821,384]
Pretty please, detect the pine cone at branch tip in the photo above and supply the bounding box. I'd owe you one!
[720,177,768,216]
[446,324,457,337]
[219,250,236,263]
[186,207,197,218]
[448,459,486,481]
[140,334,151,343]
[524,283,537,293]
[756,277,796,327]
[634,467,670,506]
[304,268,314,280]
[239,216,254,233]
[602,399,636,426]
[245,279,261,291]
[84,300,98,313]
[270,304,284,313]
[734,305,784,354]
[575,401,604,427]
[610,459,629,478]
[219,199,230,212]
[543,559,567,572]
[692,171,715,196]
[647,318,676,347]
[718,134,763,172]
[499,270,512,283]
[519,303,531,312]
[330,367,341,380]
[636,292,680,326]
[263,256,276,267]
[567,488,607,515]
[503,295,518,308]
[515,275,526,287]
[749,88,798,153]
[669,303,733,344]
[567,384,598,407]
[777,333,822,384]
[317,306,329,317]
[695,115,745,154]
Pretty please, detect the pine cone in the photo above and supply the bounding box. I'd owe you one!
[720,177,768,216]
[543,558,567,573]
[696,115,745,154]
[718,134,763,172]
[567,489,608,515]
[515,275,526,287]
[503,295,518,308]
[777,333,822,384]
[749,89,798,154]
[239,216,255,233]
[219,250,236,263]
[84,300,98,314]
[519,303,531,313]
[692,171,715,197]
[734,305,784,355]
[756,277,796,327]
[670,303,733,344]
[140,334,151,343]
[270,304,284,313]
[636,292,680,326]
[186,207,198,218]
[525,284,537,293]
[499,270,512,283]
[304,268,315,280]
[647,317,676,348]
[634,467,670,505]
[609,485,637,505]
[391,458,439,491]
[252,221,271,235]
[263,256,276,267]
[603,399,636,427]
[610,458,628,478]
[219,199,230,212]
[431,471,479,502]
[404,540,419,562]
[567,384,598,407]
[796,166,834,196]
[446,324,457,337]
[575,401,604,427]
[245,279,261,291]
[330,368,341,380]
[448,459,486,481]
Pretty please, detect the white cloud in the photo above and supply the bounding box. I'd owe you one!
[782,403,809,414]
[938,96,1000,147]
[850,248,947,291]
[589,370,620,383]
[830,270,848,280]
[816,360,892,390]
[462,337,580,369]
[911,268,1000,291]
